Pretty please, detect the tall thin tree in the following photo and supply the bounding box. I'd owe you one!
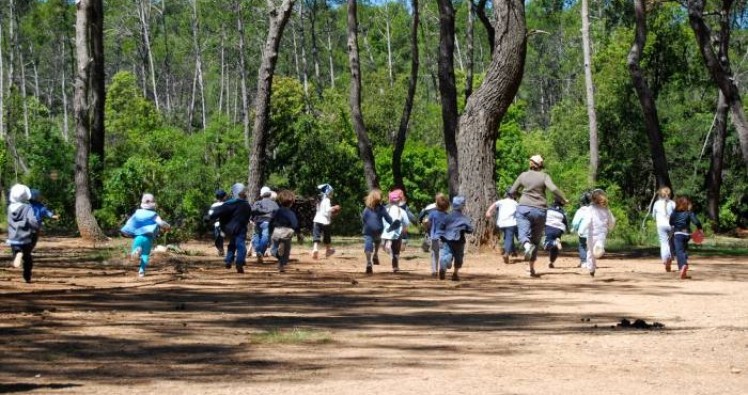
[437,0,459,197]
[346,0,379,190]
[581,0,599,185]
[247,0,297,198]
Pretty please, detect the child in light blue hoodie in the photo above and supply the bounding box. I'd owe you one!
[7,184,40,283]
[121,193,171,277]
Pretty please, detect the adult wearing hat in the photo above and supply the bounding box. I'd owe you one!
[508,155,568,277]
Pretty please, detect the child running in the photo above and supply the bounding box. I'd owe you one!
[485,188,518,264]
[251,186,279,262]
[120,193,171,278]
[543,198,568,269]
[311,183,340,259]
[570,191,592,268]
[669,196,703,279]
[7,184,40,283]
[438,196,474,281]
[208,189,228,256]
[381,191,410,273]
[271,190,300,273]
[361,189,397,274]
[580,189,615,277]
[652,187,676,272]
[426,193,450,277]
[28,188,59,251]
[209,183,252,273]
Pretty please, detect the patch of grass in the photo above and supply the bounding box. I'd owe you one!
[250,327,333,345]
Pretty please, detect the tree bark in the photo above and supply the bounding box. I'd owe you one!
[474,0,495,54]
[465,0,475,101]
[90,0,105,208]
[392,0,420,188]
[309,0,322,96]
[74,0,106,241]
[346,0,379,190]
[457,0,527,245]
[326,14,336,89]
[687,0,748,171]
[581,0,599,186]
[437,0,460,197]
[0,18,4,140]
[627,0,672,190]
[707,92,728,231]
[138,0,159,111]
[189,0,206,131]
[247,0,297,198]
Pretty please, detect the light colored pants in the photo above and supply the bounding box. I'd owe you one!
[657,225,673,262]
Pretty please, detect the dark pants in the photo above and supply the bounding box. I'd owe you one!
[389,239,402,269]
[544,227,564,263]
[673,234,690,270]
[578,236,588,264]
[213,226,224,255]
[226,230,248,268]
[500,226,518,254]
[12,244,33,283]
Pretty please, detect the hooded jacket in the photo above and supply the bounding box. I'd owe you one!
[7,185,40,245]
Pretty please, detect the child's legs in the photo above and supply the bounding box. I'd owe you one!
[673,234,689,270]
[656,225,672,262]
[451,241,466,270]
[501,226,517,254]
[214,227,224,253]
[322,224,332,250]
[30,233,39,251]
[430,239,441,273]
[259,222,271,254]
[133,235,154,271]
[312,223,323,251]
[277,238,292,266]
[514,209,532,246]
[235,231,248,266]
[13,244,33,282]
[390,239,402,268]
[544,227,563,263]
[578,237,588,263]
[225,235,237,264]
[439,242,454,270]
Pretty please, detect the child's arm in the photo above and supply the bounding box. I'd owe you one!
[485,202,497,219]
[155,215,171,231]
[690,212,703,230]
[608,209,616,232]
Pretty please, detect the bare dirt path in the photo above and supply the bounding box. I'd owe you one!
[1,237,746,394]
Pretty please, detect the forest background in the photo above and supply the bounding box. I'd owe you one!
[0,0,746,245]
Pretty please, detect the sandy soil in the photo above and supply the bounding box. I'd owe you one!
[0,236,746,395]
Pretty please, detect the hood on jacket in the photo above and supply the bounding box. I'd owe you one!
[9,184,31,213]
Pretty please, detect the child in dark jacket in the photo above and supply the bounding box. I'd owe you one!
[543,199,568,269]
[438,196,474,281]
[361,189,398,274]
[7,184,40,283]
[669,196,703,279]
[209,183,252,273]
[271,190,300,273]
[251,186,279,262]
[425,193,450,277]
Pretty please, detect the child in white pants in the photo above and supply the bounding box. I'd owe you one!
[581,189,615,277]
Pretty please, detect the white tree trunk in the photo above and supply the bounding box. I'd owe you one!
[19,48,29,138]
[581,0,599,185]
[326,16,335,89]
[385,11,393,86]
[138,0,159,110]
[61,38,69,142]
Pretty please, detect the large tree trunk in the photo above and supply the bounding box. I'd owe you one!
[457,0,527,245]
[74,0,106,241]
[627,0,672,190]
[707,92,728,231]
[581,0,599,186]
[0,17,4,140]
[392,0,419,188]
[688,0,748,171]
[346,0,379,190]
[247,0,296,199]
[437,0,460,197]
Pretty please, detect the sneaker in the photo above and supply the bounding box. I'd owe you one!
[665,259,672,272]
[451,273,460,282]
[392,267,400,273]
[225,263,232,269]
[236,265,245,274]
[556,239,563,251]
[325,248,336,258]
[372,256,380,265]
[529,268,538,277]
[138,269,145,278]
[130,247,142,263]
[679,265,688,279]
[431,272,437,278]
[256,253,264,264]
[438,270,446,280]
[312,250,319,259]
[577,262,584,268]
[548,262,555,269]
[365,266,373,275]
[589,269,595,277]
[217,250,225,257]
[279,266,286,273]
[502,253,509,264]
[12,252,23,268]
[523,243,536,261]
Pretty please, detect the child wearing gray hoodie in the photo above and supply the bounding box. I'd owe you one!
[7,184,40,283]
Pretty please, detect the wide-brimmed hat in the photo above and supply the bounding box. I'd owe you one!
[530,154,544,167]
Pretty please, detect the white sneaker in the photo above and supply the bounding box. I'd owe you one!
[138,269,145,278]
[523,243,536,261]
[556,239,563,251]
[12,253,23,268]
[312,250,319,259]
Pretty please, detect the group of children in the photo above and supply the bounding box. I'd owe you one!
[6,168,705,282]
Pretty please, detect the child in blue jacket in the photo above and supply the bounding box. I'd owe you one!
[7,184,40,283]
[120,193,171,277]
[209,183,252,273]
[438,196,474,281]
[360,189,397,274]
[28,189,59,251]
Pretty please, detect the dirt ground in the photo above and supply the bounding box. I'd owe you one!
[0,236,746,395]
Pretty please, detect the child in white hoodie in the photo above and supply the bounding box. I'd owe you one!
[7,184,40,283]
[580,189,615,277]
